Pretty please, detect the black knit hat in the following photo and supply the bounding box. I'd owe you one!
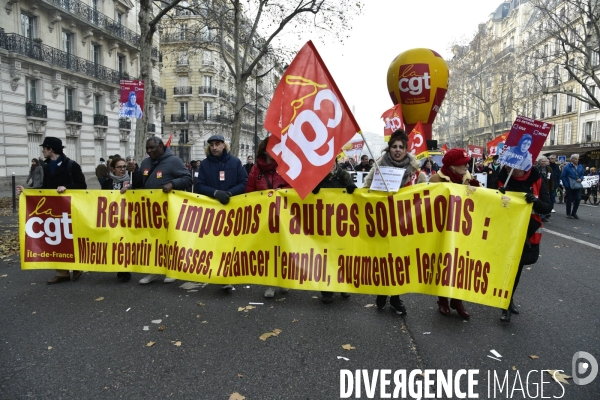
[40,136,64,149]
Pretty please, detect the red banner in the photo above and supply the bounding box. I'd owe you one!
[381,104,405,142]
[264,41,361,199]
[467,145,485,159]
[408,121,428,160]
[119,80,144,119]
[441,144,448,154]
[165,133,173,147]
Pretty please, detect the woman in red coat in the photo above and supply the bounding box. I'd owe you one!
[246,136,291,298]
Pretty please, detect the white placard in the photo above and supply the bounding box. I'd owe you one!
[369,167,405,192]
[582,175,598,188]
[474,173,488,188]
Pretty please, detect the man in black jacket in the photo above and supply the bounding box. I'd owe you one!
[17,136,87,284]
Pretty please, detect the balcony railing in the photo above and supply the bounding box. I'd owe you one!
[65,109,82,123]
[174,86,193,95]
[171,114,195,122]
[26,103,47,118]
[199,86,217,95]
[43,0,158,57]
[147,123,156,133]
[0,32,166,97]
[119,118,131,129]
[94,114,108,126]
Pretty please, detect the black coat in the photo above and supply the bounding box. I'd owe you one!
[42,155,87,190]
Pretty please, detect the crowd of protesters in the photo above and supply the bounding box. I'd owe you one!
[21,128,596,325]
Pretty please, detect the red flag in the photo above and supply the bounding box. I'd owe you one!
[407,121,428,161]
[381,104,405,142]
[264,41,361,199]
[486,133,508,156]
[441,144,449,154]
[165,133,173,147]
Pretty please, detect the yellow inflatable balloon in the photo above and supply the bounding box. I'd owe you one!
[387,48,449,142]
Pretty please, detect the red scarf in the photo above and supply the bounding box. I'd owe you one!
[441,165,465,184]
[512,169,531,181]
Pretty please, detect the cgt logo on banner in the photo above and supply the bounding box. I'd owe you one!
[264,41,361,199]
[24,196,75,263]
[397,64,431,105]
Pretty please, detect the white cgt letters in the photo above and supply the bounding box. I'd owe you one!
[272,89,341,180]
[399,72,431,96]
[25,212,73,245]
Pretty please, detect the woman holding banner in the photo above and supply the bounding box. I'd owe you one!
[364,129,426,315]
[102,157,132,282]
[429,148,480,319]
[498,165,552,322]
[246,137,291,298]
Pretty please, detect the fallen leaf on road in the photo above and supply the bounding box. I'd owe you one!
[512,366,517,371]
[202,321,208,324]
[548,370,571,385]
[237,374,243,378]
[554,246,560,248]
[229,393,245,400]
[260,328,282,341]
[364,304,375,308]
[95,297,104,302]
[0,274,7,277]
[151,319,162,324]
[342,344,356,351]
[312,296,318,299]
[197,302,205,306]
[526,267,531,270]
[196,314,201,318]
[238,305,256,312]
[172,341,182,347]
[146,342,155,347]
[48,346,52,350]
[32,311,36,314]
[158,325,165,331]
[276,298,285,302]
[292,319,299,323]
[529,355,539,359]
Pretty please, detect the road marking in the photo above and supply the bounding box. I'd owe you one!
[543,228,600,250]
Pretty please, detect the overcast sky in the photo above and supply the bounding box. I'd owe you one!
[300,0,505,136]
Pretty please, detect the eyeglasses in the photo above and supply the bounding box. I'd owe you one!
[115,165,127,169]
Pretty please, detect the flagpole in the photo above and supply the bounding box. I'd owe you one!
[359,131,390,192]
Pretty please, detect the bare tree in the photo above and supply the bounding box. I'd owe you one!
[525,0,600,108]
[160,0,362,157]
[135,0,185,161]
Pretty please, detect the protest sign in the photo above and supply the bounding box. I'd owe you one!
[582,175,599,189]
[369,167,405,192]
[487,133,508,156]
[20,185,532,308]
[498,116,552,171]
[119,80,144,118]
[474,173,488,188]
[467,145,485,160]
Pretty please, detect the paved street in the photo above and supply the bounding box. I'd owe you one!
[1,194,599,399]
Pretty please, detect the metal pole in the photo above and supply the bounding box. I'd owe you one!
[12,172,16,214]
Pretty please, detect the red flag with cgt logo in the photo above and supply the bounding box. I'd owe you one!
[264,41,361,199]
[408,121,428,161]
[381,104,405,142]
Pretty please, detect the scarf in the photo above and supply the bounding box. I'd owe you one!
[48,154,64,175]
[109,171,131,183]
[257,156,277,172]
[209,149,228,162]
[440,165,466,184]
[512,169,531,181]
[380,151,416,187]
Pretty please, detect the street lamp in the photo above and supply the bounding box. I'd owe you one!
[254,69,272,155]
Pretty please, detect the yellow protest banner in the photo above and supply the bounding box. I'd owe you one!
[20,184,530,308]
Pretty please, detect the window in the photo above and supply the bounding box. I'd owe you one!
[552,95,557,116]
[564,122,571,144]
[567,59,575,80]
[587,85,597,110]
[201,26,211,41]
[584,121,594,142]
[541,98,546,118]
[178,51,188,65]
[27,79,39,104]
[204,75,212,88]
[116,12,123,25]
[65,88,74,110]
[179,102,188,117]
[566,90,574,112]
[204,50,212,65]
[21,13,36,38]
[177,76,188,87]
[204,102,212,119]
[179,129,189,144]
[118,54,126,75]
[592,49,600,67]
[92,44,101,77]
[553,66,559,86]
[94,94,102,114]
[179,23,187,40]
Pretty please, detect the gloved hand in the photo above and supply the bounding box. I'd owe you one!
[468,179,481,187]
[525,193,537,203]
[346,184,357,194]
[498,187,506,194]
[214,190,231,205]
[312,187,321,195]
